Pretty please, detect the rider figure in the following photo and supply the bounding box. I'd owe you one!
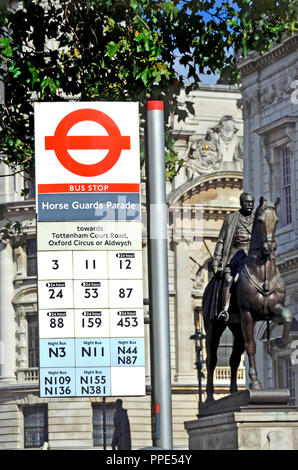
[212,192,255,322]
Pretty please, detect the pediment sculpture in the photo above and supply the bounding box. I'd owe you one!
[186,115,243,176]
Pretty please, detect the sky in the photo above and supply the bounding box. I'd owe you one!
[174,53,220,85]
[173,1,240,84]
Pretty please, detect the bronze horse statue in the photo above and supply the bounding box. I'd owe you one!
[202,197,292,402]
[236,197,292,390]
[202,307,245,404]
[202,265,245,404]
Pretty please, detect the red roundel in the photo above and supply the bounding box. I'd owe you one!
[45,108,131,177]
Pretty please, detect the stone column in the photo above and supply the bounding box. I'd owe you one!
[0,241,16,382]
[16,307,27,369]
[173,237,197,384]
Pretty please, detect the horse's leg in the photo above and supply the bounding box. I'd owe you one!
[228,322,245,394]
[273,305,292,348]
[203,318,226,403]
[240,310,262,391]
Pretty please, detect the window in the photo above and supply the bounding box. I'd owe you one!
[217,329,233,367]
[26,238,37,276]
[27,314,39,368]
[256,116,295,227]
[280,146,292,226]
[285,358,296,405]
[93,403,116,448]
[23,406,48,448]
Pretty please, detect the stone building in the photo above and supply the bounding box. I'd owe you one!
[0,83,244,449]
[238,32,298,403]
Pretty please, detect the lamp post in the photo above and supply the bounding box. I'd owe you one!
[190,309,206,416]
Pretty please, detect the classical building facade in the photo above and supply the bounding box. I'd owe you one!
[0,83,244,449]
[238,33,298,403]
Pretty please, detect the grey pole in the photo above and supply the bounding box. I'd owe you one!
[146,101,173,449]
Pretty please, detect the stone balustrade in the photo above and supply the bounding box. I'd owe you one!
[16,367,39,383]
[15,366,246,386]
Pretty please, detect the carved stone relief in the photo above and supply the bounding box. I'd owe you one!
[260,84,277,108]
[237,96,251,119]
[192,266,207,294]
[260,69,298,110]
[186,115,243,176]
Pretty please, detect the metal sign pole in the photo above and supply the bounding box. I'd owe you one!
[146,101,173,450]
[103,396,107,451]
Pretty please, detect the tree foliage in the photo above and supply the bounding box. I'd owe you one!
[0,0,297,182]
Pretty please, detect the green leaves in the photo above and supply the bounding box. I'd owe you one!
[162,0,178,22]
[134,30,152,53]
[0,217,27,248]
[130,0,139,11]
[0,0,297,182]
[41,77,58,97]
[165,134,184,181]
[0,36,11,57]
[8,64,21,77]
[105,41,120,58]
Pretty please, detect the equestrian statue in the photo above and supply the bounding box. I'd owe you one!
[202,193,292,402]
[236,197,292,390]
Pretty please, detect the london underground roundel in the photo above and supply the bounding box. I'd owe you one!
[44,108,131,177]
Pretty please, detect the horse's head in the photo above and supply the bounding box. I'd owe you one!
[255,197,279,258]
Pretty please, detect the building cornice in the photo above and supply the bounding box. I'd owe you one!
[277,249,298,274]
[0,383,39,396]
[238,34,298,78]
[202,208,235,220]
[255,116,297,136]
[0,200,35,215]
[183,83,241,93]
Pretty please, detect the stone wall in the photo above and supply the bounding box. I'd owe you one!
[238,33,298,396]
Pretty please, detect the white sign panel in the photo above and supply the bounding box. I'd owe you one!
[35,102,145,398]
[34,102,141,222]
[35,102,140,185]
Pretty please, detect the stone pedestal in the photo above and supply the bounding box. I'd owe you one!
[184,389,298,450]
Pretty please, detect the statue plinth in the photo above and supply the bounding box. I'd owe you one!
[198,388,291,417]
[184,389,298,450]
